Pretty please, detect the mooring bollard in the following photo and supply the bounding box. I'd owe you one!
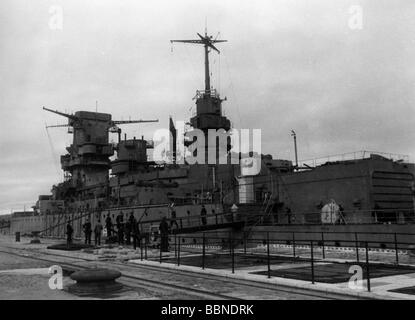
[69,268,122,295]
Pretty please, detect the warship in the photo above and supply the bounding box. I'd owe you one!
[7,30,415,246]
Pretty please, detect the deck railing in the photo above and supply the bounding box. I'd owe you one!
[300,150,410,168]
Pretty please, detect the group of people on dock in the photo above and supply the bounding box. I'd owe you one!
[80,218,103,246]
[65,205,219,250]
[65,211,142,249]
[100,211,142,249]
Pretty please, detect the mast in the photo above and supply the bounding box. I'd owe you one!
[204,36,210,92]
[171,30,227,94]
[171,29,231,166]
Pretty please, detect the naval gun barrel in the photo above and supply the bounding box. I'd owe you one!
[43,107,78,120]
[46,124,71,129]
[112,119,159,125]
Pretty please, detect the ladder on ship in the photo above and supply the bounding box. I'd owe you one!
[243,192,275,242]
[338,209,347,225]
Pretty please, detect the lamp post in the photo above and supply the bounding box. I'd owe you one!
[291,130,298,170]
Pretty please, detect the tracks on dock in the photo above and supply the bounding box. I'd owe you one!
[0,245,362,300]
[0,247,234,300]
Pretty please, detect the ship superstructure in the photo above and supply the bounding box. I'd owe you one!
[7,30,415,240]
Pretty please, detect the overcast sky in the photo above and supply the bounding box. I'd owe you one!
[1,0,415,214]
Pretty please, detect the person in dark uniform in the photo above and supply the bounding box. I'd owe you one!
[83,219,92,244]
[125,219,131,245]
[66,220,73,248]
[200,205,207,226]
[128,212,136,229]
[94,220,103,246]
[186,210,191,227]
[116,211,123,227]
[128,212,135,224]
[159,217,169,252]
[170,209,179,230]
[116,212,124,244]
[127,212,136,246]
[118,223,124,245]
[131,216,140,250]
[285,208,292,225]
[105,213,113,237]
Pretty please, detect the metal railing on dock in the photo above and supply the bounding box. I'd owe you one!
[143,229,415,293]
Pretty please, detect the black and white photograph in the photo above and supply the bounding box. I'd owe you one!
[1,0,415,308]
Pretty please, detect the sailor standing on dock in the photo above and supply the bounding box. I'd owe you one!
[131,215,139,250]
[83,218,92,245]
[94,220,103,246]
[116,212,124,244]
[125,220,132,245]
[200,205,207,226]
[170,209,179,229]
[159,217,169,252]
[105,213,113,237]
[66,220,73,248]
